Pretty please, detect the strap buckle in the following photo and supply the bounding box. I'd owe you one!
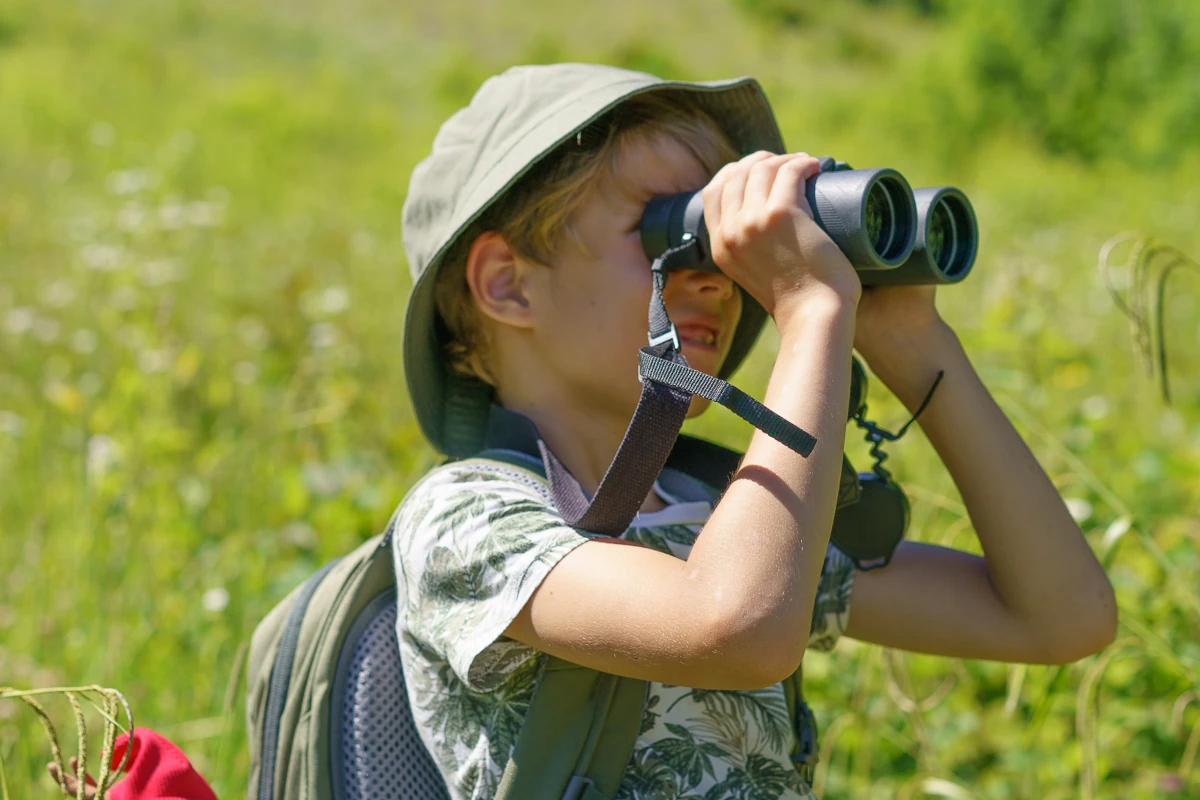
[562,775,603,800]
[647,324,680,351]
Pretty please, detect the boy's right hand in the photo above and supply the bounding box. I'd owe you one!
[701,151,861,325]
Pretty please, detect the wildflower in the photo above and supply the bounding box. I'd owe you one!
[1063,498,1093,523]
[138,349,171,374]
[202,587,230,613]
[140,259,186,286]
[178,476,211,512]
[79,373,102,396]
[3,307,34,335]
[90,122,115,147]
[308,323,338,349]
[237,317,269,350]
[32,317,60,343]
[42,280,76,308]
[71,329,98,354]
[1081,395,1110,421]
[320,286,350,314]
[107,169,149,196]
[117,202,146,231]
[282,521,318,550]
[81,243,123,271]
[87,434,119,478]
[186,200,223,227]
[159,199,185,230]
[232,361,259,385]
[0,411,24,436]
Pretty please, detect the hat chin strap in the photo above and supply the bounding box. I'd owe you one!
[539,239,818,536]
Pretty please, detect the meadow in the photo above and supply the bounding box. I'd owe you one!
[1,0,1198,797]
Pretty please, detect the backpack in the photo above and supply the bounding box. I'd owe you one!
[244,445,823,800]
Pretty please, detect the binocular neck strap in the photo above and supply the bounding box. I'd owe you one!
[540,241,818,537]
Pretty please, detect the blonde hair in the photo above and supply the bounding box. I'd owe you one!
[434,92,741,385]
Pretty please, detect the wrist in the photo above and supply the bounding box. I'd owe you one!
[774,286,859,342]
[860,323,965,411]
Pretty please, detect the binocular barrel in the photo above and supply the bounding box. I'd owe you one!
[640,158,978,286]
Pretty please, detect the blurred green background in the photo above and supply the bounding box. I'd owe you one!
[2,0,1199,797]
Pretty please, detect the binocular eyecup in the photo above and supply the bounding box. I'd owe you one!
[640,157,978,286]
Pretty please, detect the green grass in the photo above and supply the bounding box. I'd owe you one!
[1,0,1198,797]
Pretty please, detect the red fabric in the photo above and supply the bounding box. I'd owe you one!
[104,729,217,800]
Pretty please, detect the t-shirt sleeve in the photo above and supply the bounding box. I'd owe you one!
[391,461,591,691]
[807,544,855,652]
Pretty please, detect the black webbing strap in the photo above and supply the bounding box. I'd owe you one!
[532,240,817,537]
[540,344,692,535]
[637,352,816,456]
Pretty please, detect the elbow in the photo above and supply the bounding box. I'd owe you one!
[697,604,807,689]
[1040,581,1119,664]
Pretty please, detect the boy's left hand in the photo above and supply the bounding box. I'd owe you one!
[47,757,99,799]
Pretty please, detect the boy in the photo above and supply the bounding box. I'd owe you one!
[393,63,1116,799]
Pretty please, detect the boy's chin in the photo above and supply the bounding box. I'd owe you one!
[685,396,713,419]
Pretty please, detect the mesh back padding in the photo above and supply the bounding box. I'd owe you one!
[338,601,452,800]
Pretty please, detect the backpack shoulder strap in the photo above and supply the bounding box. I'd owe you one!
[255,556,343,800]
[246,528,396,800]
[496,656,645,800]
[781,664,818,784]
[463,452,643,799]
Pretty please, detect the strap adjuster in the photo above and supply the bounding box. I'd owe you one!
[562,775,605,800]
[648,324,680,351]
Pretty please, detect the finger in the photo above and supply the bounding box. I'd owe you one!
[67,756,99,786]
[767,155,822,219]
[701,159,739,232]
[743,153,805,208]
[719,150,775,224]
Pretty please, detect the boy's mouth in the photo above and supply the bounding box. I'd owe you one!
[675,319,722,350]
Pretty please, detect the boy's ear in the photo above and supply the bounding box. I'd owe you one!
[465,231,537,329]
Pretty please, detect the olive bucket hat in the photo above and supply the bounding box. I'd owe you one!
[401,62,786,456]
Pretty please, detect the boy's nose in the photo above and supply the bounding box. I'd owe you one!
[672,268,735,301]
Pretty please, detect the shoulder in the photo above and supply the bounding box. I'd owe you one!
[391,456,584,572]
[409,456,549,499]
[394,458,552,532]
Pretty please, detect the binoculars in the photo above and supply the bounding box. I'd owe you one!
[641,156,978,286]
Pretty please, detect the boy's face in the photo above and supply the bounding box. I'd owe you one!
[523,132,743,421]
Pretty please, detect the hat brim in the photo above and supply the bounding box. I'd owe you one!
[404,73,784,456]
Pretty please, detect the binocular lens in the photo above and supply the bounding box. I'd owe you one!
[925,192,974,279]
[864,183,892,257]
[928,201,954,270]
[863,176,913,264]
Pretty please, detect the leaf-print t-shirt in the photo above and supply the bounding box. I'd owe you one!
[391,457,855,800]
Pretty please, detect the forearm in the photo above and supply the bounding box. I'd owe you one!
[865,325,1117,656]
[686,292,857,673]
